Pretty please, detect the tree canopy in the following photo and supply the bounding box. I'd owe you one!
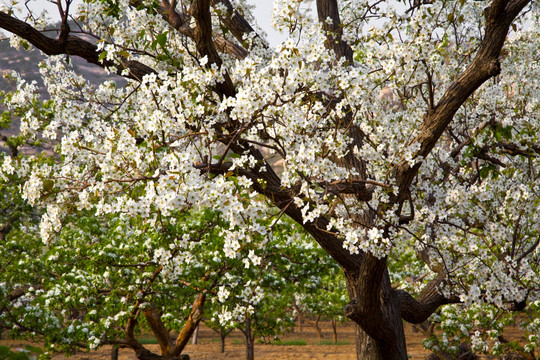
[0,0,538,359]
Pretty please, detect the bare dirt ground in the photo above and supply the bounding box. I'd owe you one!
[0,321,530,360]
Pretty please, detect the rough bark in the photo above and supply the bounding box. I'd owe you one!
[397,273,460,324]
[316,0,354,63]
[172,293,206,356]
[0,0,532,359]
[344,258,407,360]
[191,0,236,98]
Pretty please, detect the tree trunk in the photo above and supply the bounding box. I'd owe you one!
[134,347,190,360]
[293,305,324,339]
[244,316,255,360]
[111,345,119,360]
[331,318,338,344]
[344,267,408,360]
[191,324,199,345]
[220,330,226,353]
[314,315,323,339]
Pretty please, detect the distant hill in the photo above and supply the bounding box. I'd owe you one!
[0,37,126,94]
[0,34,127,154]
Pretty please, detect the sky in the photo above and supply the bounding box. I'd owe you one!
[17,0,300,47]
[246,1,288,46]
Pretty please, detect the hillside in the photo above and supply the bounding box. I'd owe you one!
[0,35,126,152]
[0,36,126,93]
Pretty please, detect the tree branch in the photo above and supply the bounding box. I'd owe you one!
[191,0,236,97]
[397,273,461,324]
[316,0,354,63]
[393,0,531,202]
[211,0,266,50]
[130,0,248,60]
[172,292,206,356]
[194,155,364,270]
[0,11,155,81]
[143,306,174,356]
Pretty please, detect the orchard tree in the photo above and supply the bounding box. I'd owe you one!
[293,263,348,342]
[0,179,314,360]
[1,0,539,359]
[0,125,335,360]
[208,221,340,360]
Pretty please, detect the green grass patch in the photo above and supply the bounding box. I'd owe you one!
[316,340,350,345]
[138,336,158,345]
[274,339,307,346]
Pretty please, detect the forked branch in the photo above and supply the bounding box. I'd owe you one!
[393,0,532,204]
[397,273,461,324]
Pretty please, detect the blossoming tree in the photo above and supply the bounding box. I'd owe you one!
[0,168,333,360]
[0,0,539,359]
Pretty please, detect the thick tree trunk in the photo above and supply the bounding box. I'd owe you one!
[134,347,189,360]
[344,267,408,360]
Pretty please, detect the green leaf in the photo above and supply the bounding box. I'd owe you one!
[98,51,108,62]
[500,126,512,140]
[0,111,12,129]
[156,32,167,47]
[479,166,490,179]
[156,54,169,62]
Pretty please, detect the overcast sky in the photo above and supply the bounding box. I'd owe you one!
[19,0,301,47]
[246,1,288,46]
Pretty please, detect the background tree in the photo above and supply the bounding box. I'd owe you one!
[0,0,538,359]
[293,268,348,343]
[1,108,339,360]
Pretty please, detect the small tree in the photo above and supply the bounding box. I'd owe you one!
[208,219,335,360]
[294,270,348,343]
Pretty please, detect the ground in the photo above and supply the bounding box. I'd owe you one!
[0,321,530,360]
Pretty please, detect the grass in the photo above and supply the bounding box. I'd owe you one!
[137,337,158,345]
[316,340,350,345]
[137,336,347,347]
[273,339,307,346]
